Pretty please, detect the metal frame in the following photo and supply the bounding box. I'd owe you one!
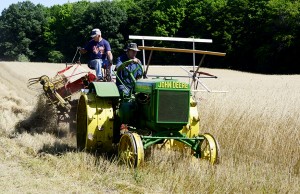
[129,35,227,93]
[129,35,213,69]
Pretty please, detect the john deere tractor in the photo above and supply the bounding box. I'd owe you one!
[76,59,220,167]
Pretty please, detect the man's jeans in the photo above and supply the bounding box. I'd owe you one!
[89,59,110,80]
[89,59,103,79]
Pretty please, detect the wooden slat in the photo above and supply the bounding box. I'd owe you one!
[138,46,226,57]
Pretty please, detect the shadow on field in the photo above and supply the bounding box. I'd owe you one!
[38,141,77,156]
[15,95,76,138]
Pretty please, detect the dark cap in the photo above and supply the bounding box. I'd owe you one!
[125,43,140,51]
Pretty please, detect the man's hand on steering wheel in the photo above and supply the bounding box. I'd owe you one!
[131,58,140,64]
[116,59,143,83]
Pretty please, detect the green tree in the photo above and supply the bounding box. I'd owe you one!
[0,1,48,61]
[120,0,190,64]
[260,0,300,72]
[123,0,157,36]
[45,1,90,63]
[48,50,64,63]
[151,0,188,37]
[1,0,299,73]
[123,0,188,37]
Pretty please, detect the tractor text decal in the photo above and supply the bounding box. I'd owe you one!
[157,81,188,89]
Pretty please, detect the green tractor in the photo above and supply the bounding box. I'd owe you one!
[76,59,220,167]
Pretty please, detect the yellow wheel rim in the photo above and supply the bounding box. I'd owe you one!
[118,132,144,168]
[200,133,220,164]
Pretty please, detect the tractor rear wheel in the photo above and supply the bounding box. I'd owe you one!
[76,95,88,151]
[76,93,115,152]
[199,133,220,164]
[118,132,144,168]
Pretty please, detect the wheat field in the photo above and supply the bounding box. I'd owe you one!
[0,62,299,193]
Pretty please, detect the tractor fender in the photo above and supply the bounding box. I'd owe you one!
[88,82,120,97]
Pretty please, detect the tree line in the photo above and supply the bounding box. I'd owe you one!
[0,0,299,73]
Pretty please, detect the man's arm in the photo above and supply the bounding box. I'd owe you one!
[115,56,123,69]
[107,50,113,64]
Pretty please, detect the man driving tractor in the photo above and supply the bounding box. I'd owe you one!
[115,43,143,96]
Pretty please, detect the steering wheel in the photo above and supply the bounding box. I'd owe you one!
[116,59,143,89]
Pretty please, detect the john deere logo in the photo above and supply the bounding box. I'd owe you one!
[157,81,188,89]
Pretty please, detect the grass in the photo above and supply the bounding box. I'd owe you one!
[0,68,299,193]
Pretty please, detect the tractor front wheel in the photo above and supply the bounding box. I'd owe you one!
[199,133,220,164]
[118,132,144,168]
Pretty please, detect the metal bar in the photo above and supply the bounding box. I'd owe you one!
[180,66,196,89]
[191,89,228,93]
[146,74,217,78]
[142,138,165,149]
[194,76,211,92]
[194,55,206,77]
[181,66,211,92]
[193,42,195,73]
[111,70,130,93]
[194,55,206,90]
[144,50,153,78]
[147,50,153,66]
[129,35,213,43]
[53,91,68,108]
[141,136,204,141]
[138,46,226,56]
[142,39,145,68]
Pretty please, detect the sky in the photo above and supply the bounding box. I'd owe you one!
[0,0,99,14]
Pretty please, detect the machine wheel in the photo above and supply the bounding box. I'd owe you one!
[76,92,115,152]
[76,95,88,151]
[118,132,144,168]
[199,133,220,164]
